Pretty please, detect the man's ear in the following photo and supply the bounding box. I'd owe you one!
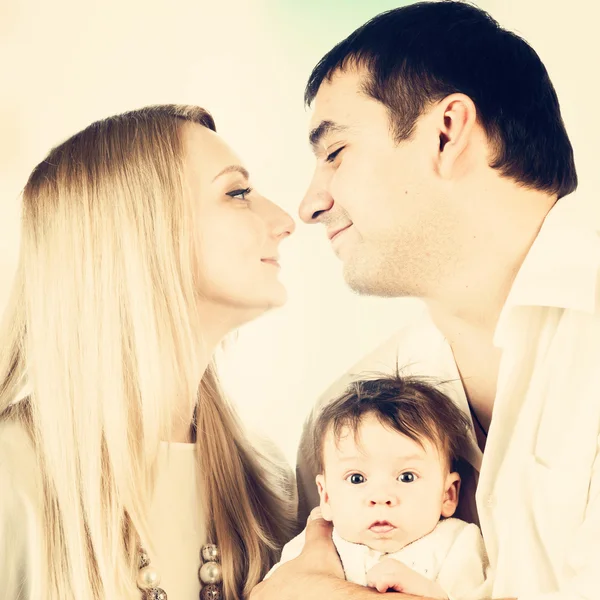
[434,93,479,180]
[315,474,334,522]
[441,471,461,518]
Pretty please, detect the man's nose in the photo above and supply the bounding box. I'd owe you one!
[299,171,334,224]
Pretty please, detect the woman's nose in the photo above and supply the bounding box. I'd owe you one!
[266,201,296,239]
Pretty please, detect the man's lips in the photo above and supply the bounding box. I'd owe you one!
[369,520,396,534]
[327,224,352,242]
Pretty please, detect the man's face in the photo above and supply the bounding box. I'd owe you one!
[300,67,459,298]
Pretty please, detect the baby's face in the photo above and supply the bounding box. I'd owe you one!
[316,414,460,553]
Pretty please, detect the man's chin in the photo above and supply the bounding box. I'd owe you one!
[343,265,400,298]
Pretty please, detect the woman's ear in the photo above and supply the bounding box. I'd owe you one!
[434,93,478,180]
[315,474,334,522]
[441,471,461,518]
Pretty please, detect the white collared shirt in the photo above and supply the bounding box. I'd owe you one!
[296,194,600,599]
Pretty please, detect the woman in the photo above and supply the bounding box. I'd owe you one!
[0,105,297,600]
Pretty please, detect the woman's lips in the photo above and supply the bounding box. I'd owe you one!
[369,521,396,534]
[261,258,280,268]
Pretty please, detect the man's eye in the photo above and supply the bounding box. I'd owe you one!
[226,187,252,201]
[325,146,345,163]
[346,473,366,485]
[398,472,417,483]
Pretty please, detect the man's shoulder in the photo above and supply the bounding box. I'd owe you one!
[247,429,298,520]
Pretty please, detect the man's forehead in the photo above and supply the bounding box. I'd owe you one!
[308,68,368,129]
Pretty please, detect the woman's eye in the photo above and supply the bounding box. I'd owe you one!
[398,472,417,483]
[325,146,345,163]
[346,473,365,485]
[226,187,252,201]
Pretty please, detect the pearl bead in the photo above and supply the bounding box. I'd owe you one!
[199,561,223,584]
[200,583,222,600]
[201,544,220,563]
[137,566,161,589]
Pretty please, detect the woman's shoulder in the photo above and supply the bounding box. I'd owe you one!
[0,418,43,527]
[0,417,40,497]
[0,418,43,599]
[0,417,43,538]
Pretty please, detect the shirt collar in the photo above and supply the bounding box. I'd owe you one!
[494,195,600,347]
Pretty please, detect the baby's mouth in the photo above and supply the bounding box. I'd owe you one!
[369,520,396,534]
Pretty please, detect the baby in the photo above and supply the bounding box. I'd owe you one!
[268,373,490,598]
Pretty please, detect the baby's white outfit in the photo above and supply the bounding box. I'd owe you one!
[267,518,490,600]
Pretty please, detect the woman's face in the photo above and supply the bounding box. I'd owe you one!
[184,124,295,326]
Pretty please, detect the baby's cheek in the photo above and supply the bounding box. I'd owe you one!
[329,500,364,539]
[414,495,445,533]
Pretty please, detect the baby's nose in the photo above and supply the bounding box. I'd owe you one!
[368,490,399,507]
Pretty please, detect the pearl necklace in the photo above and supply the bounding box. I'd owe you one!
[136,543,223,599]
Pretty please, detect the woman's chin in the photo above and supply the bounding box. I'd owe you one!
[266,286,288,308]
[252,292,288,315]
[253,280,288,310]
[234,288,288,323]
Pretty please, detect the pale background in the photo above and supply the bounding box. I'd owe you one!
[1,0,598,466]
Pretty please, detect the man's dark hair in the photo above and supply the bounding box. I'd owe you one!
[305,0,577,199]
[312,371,473,473]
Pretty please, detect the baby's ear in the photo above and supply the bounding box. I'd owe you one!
[441,471,461,518]
[315,474,334,522]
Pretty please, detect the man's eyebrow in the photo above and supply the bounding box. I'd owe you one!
[309,120,348,151]
[212,165,250,182]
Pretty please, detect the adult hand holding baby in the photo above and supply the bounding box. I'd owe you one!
[366,559,447,598]
[249,508,346,600]
[301,507,346,578]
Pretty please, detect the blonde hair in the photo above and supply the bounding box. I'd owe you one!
[0,105,296,599]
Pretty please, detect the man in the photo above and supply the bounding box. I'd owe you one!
[251,2,599,599]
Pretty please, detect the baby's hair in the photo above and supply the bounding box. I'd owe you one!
[312,370,473,473]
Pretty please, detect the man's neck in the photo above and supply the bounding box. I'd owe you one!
[422,185,556,439]
[428,310,502,444]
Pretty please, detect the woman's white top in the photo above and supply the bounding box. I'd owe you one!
[0,419,206,600]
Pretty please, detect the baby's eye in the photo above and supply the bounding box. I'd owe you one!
[346,473,366,485]
[398,472,417,483]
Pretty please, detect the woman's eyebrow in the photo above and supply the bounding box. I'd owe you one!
[212,164,250,182]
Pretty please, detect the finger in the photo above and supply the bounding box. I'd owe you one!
[376,581,389,593]
[307,506,323,523]
[366,574,384,591]
[303,510,333,546]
